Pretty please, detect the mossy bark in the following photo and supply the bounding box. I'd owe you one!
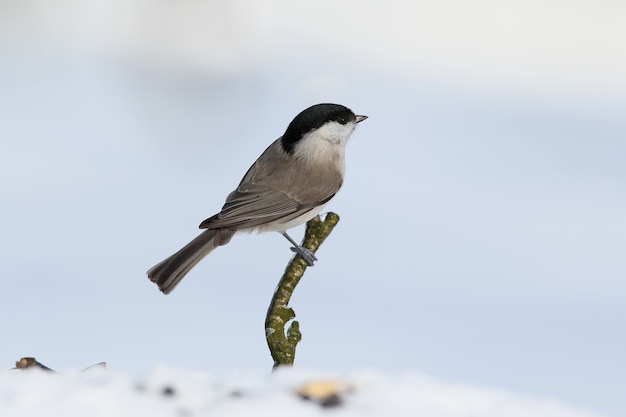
[265,213,340,369]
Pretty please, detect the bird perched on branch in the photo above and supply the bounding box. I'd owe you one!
[147,103,367,294]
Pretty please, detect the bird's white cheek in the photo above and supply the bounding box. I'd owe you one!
[320,121,356,146]
[293,123,355,170]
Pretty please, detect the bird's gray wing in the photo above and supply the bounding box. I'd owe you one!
[199,139,342,230]
[199,182,334,230]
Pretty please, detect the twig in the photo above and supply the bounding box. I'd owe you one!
[13,357,56,372]
[12,357,107,372]
[265,213,340,369]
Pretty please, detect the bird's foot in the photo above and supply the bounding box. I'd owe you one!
[290,246,317,266]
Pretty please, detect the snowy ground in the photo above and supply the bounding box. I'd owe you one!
[1,366,605,417]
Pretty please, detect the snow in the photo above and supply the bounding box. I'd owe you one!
[0,367,605,417]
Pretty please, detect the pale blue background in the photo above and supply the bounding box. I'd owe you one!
[1,1,624,416]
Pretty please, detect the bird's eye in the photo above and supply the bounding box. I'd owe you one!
[338,118,348,125]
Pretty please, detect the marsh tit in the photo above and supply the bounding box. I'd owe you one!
[147,103,367,294]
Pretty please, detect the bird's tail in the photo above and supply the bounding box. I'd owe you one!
[147,229,234,294]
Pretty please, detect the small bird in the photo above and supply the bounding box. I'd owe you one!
[147,103,367,294]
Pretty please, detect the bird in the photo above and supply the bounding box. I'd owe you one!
[147,103,367,294]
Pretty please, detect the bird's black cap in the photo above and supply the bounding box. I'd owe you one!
[281,103,358,154]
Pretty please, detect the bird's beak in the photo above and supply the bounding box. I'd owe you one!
[355,115,368,123]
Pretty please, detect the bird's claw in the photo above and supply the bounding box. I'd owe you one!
[290,246,317,266]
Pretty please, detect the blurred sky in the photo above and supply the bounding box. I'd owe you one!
[1,1,625,416]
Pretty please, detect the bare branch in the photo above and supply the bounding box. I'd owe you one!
[265,212,340,369]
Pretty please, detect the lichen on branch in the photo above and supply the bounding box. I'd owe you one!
[264,213,340,369]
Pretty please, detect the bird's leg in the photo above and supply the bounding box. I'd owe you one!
[280,231,317,266]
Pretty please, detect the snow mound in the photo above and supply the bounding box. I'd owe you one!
[0,367,604,417]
